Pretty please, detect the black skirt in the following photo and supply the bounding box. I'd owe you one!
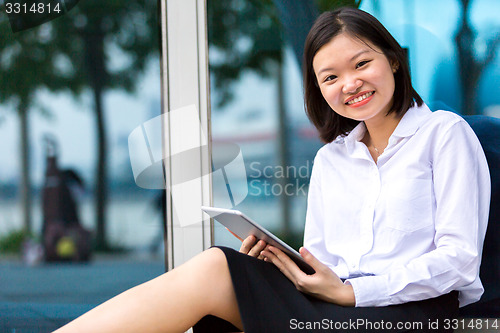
[193,246,458,332]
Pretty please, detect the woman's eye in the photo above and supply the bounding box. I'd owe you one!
[324,75,337,82]
[356,60,370,68]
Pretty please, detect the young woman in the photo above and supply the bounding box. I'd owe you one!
[54,7,490,333]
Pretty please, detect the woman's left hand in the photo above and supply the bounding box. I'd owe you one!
[261,246,355,306]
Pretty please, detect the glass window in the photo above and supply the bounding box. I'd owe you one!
[0,1,163,330]
[360,0,500,117]
[207,0,499,252]
[207,0,324,250]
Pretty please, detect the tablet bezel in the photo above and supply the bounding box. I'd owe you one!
[201,206,315,274]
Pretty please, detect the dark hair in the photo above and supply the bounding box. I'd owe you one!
[303,7,423,143]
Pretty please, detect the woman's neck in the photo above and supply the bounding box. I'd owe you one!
[362,111,403,158]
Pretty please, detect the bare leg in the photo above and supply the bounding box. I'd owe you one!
[53,248,243,333]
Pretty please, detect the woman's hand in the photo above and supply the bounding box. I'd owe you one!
[239,235,267,260]
[261,246,355,306]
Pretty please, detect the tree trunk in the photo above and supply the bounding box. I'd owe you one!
[83,23,109,251]
[272,0,318,67]
[19,102,32,233]
[93,84,108,251]
[277,51,290,235]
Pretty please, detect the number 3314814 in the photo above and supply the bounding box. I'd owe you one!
[5,2,61,14]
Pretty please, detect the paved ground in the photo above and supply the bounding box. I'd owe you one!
[0,254,165,332]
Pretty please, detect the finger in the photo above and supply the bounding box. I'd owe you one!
[265,246,306,283]
[248,240,267,258]
[261,248,296,282]
[299,247,327,272]
[299,248,343,286]
[268,246,299,271]
[239,235,257,254]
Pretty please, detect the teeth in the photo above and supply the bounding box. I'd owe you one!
[347,91,373,105]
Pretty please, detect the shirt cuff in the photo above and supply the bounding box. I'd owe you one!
[345,275,391,307]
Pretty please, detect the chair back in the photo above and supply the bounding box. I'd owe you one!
[460,115,500,317]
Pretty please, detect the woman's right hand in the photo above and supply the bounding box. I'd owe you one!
[239,235,267,260]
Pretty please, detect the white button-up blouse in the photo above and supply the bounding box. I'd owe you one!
[304,103,491,307]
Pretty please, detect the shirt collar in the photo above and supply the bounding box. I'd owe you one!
[342,122,367,158]
[341,103,432,156]
[391,103,432,139]
[345,121,366,143]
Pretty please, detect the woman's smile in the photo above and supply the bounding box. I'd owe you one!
[345,90,375,107]
[313,32,397,124]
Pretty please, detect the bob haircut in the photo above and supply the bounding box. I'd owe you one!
[303,7,423,143]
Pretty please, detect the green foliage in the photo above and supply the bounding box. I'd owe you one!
[0,0,159,111]
[207,0,362,108]
[0,229,30,254]
[208,0,283,107]
[0,0,160,244]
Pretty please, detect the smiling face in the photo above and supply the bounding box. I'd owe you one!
[313,32,398,125]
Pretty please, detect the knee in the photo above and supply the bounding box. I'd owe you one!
[203,247,228,270]
[164,247,229,284]
[188,248,231,289]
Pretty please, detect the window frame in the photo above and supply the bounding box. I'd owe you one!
[159,0,213,270]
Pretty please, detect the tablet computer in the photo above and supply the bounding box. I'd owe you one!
[201,206,315,275]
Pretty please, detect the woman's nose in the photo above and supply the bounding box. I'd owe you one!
[342,78,363,94]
